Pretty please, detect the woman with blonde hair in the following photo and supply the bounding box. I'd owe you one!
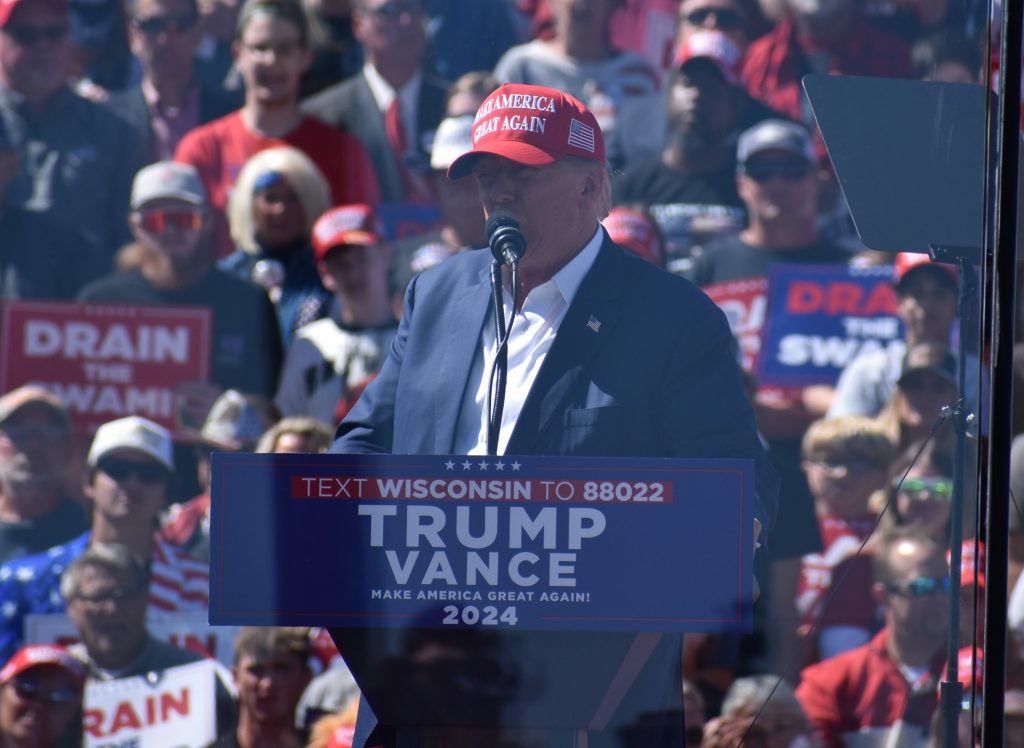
[220,146,333,348]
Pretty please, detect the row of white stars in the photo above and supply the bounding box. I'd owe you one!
[443,459,522,472]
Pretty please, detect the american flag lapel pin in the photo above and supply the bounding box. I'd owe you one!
[587,315,601,333]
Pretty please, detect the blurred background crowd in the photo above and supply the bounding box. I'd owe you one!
[0,0,1019,745]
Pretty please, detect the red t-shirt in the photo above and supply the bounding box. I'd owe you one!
[175,111,381,256]
[797,513,878,632]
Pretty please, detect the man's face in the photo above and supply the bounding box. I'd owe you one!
[352,0,424,69]
[737,149,819,225]
[128,0,201,80]
[667,63,737,147]
[471,155,595,265]
[0,667,80,747]
[234,13,310,108]
[85,447,169,531]
[895,461,953,536]
[881,539,949,646]
[0,404,71,505]
[319,243,391,303]
[677,0,749,50]
[549,0,618,39]
[233,652,310,726]
[67,563,149,667]
[0,2,70,100]
[896,371,956,435]
[897,270,957,343]
[802,453,886,517]
[130,197,208,267]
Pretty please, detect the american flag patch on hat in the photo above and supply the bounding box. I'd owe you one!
[568,119,596,153]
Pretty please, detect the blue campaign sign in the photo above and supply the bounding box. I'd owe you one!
[210,453,754,633]
[758,263,904,386]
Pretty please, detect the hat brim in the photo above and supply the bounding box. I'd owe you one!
[897,367,956,387]
[448,140,560,180]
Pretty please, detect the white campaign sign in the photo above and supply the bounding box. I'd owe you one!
[82,659,216,748]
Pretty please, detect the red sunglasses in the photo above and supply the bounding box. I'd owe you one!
[137,208,203,234]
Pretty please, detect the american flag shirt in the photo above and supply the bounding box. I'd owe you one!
[0,531,209,664]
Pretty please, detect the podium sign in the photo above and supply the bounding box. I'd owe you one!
[210,453,754,633]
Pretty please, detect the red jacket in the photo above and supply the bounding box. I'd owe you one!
[796,629,944,748]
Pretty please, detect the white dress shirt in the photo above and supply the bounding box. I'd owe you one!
[362,62,422,156]
[453,227,604,455]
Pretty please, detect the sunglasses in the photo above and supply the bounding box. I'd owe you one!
[73,585,146,608]
[97,457,168,485]
[133,13,198,36]
[11,677,79,705]
[897,477,954,501]
[742,160,812,183]
[137,208,203,234]
[0,423,68,443]
[684,7,744,29]
[3,24,68,45]
[887,575,950,598]
[370,0,423,20]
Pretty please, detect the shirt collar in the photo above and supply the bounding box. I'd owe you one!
[549,225,604,307]
[362,62,422,112]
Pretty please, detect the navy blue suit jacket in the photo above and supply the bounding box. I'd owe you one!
[332,232,777,528]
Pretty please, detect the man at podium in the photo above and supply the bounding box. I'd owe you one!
[330,81,777,530]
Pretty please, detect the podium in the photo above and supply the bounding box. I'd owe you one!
[210,453,756,747]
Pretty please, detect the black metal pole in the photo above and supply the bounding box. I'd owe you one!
[980,0,1022,743]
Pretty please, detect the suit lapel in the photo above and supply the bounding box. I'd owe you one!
[434,259,492,453]
[508,237,626,453]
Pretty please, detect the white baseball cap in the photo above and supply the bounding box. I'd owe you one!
[88,416,174,471]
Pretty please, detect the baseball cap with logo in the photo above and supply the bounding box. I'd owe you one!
[893,251,958,290]
[448,83,605,179]
[602,207,663,267]
[0,0,68,29]
[0,385,70,428]
[312,204,384,261]
[674,30,743,87]
[200,389,277,451]
[130,162,207,210]
[950,539,985,588]
[88,416,173,471]
[737,119,816,165]
[0,644,86,687]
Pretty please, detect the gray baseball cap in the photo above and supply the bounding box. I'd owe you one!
[737,119,816,165]
[130,162,207,210]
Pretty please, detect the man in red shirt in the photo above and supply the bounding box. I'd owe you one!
[175,0,380,256]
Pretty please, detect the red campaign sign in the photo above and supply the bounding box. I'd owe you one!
[702,278,768,373]
[0,301,211,437]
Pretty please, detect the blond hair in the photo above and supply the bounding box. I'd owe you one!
[801,415,896,469]
[228,146,331,254]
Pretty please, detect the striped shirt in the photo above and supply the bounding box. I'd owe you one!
[0,531,210,664]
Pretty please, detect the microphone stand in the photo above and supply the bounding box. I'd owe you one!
[487,260,508,456]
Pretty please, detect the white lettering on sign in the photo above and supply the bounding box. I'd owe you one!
[24,321,189,363]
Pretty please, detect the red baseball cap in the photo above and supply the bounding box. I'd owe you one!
[0,0,68,28]
[950,540,985,588]
[893,252,958,289]
[311,204,384,262]
[448,83,606,179]
[674,30,742,87]
[602,207,663,266]
[0,644,87,687]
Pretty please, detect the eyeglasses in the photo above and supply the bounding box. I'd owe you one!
[887,575,950,597]
[3,24,68,45]
[897,477,954,501]
[742,160,812,183]
[132,13,199,36]
[72,585,146,609]
[0,422,68,443]
[684,7,744,29]
[369,0,423,20]
[97,458,168,485]
[136,208,203,234]
[11,677,79,705]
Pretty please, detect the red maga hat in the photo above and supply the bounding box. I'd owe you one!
[448,83,605,179]
[0,644,87,687]
[0,0,68,29]
[312,204,384,261]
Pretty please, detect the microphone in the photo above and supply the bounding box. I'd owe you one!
[486,215,527,267]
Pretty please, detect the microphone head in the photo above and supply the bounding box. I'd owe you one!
[486,214,527,264]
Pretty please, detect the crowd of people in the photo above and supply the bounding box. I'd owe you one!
[0,0,1017,745]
